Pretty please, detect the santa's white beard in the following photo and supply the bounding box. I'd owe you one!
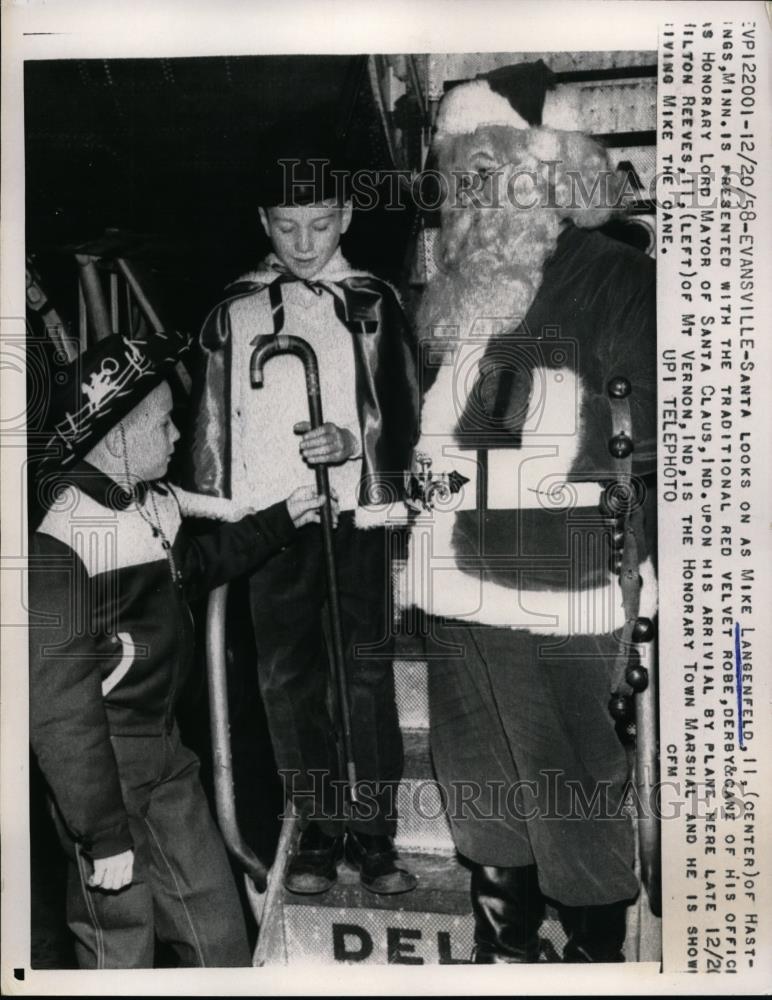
[415,205,561,468]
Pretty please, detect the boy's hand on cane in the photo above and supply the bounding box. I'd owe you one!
[88,849,134,891]
[285,484,339,528]
[295,421,358,465]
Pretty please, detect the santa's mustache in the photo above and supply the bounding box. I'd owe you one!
[416,201,562,354]
[415,125,622,357]
[438,170,560,261]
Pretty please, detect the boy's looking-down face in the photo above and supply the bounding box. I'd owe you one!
[259,201,353,281]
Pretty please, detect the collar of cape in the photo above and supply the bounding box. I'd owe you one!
[230,250,397,297]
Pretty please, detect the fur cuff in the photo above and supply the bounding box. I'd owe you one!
[354,501,412,531]
[170,487,253,523]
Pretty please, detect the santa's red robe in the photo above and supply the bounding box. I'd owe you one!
[409,222,657,906]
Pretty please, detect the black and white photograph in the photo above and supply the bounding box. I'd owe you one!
[1,1,770,994]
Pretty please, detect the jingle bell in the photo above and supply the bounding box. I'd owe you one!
[632,616,655,642]
[607,376,631,398]
[609,433,634,459]
[608,693,632,721]
[625,664,649,692]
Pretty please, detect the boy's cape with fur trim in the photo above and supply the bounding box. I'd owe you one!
[188,254,419,528]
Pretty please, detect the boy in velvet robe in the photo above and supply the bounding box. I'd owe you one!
[191,155,419,895]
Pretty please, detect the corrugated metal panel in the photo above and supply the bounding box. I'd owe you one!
[427,51,656,100]
[544,79,656,133]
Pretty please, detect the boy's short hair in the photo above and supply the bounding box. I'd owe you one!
[258,122,353,208]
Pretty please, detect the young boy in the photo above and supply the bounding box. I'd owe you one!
[28,330,332,968]
[191,152,419,894]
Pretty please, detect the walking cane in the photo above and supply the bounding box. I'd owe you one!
[250,333,360,804]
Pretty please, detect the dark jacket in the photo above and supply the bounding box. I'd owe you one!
[28,465,296,859]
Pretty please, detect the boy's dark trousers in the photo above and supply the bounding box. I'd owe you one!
[52,726,250,968]
[249,512,403,836]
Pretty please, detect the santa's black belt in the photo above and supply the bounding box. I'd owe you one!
[450,505,640,592]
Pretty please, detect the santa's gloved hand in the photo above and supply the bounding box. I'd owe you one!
[295,421,359,465]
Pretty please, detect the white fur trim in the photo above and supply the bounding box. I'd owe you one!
[354,501,412,530]
[542,86,582,132]
[170,487,251,523]
[435,80,529,137]
[398,513,657,636]
[402,352,658,634]
[416,364,584,512]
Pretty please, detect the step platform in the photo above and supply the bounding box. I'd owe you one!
[396,727,454,855]
[392,658,429,730]
[252,814,474,966]
[249,625,659,965]
[281,852,473,965]
[253,830,568,965]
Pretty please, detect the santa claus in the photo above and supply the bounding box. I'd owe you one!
[401,61,658,962]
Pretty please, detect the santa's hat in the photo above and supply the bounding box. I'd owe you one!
[436,59,566,137]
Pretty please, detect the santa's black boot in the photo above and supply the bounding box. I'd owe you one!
[470,863,545,963]
[561,901,628,962]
